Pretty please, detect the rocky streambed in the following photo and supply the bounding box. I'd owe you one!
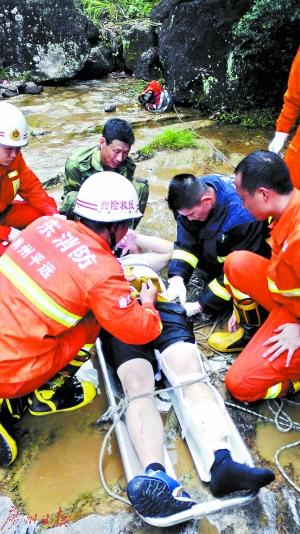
[0,77,299,534]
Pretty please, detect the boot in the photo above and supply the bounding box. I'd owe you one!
[292,380,300,393]
[265,379,300,399]
[0,397,27,467]
[28,346,96,416]
[208,299,266,353]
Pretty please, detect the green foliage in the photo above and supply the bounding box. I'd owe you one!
[132,79,149,95]
[0,68,10,79]
[0,67,35,82]
[139,128,199,159]
[217,108,278,129]
[230,0,300,109]
[81,0,158,23]
[89,125,103,134]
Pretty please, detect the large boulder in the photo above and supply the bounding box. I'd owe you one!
[134,47,162,80]
[79,28,124,78]
[226,0,300,109]
[122,22,157,74]
[0,0,98,81]
[80,44,115,78]
[151,0,250,108]
[152,0,300,110]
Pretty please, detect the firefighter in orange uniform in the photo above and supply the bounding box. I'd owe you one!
[0,172,161,467]
[0,101,58,255]
[209,151,300,402]
[269,47,300,188]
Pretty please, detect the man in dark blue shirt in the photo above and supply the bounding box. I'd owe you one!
[166,173,270,350]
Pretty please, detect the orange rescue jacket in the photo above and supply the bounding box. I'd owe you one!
[268,189,300,318]
[0,152,58,240]
[276,47,300,134]
[0,217,161,389]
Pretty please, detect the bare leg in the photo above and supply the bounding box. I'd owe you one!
[141,251,172,272]
[118,233,173,272]
[136,234,173,255]
[117,358,165,468]
[135,234,173,272]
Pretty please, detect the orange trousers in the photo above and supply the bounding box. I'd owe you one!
[224,251,300,402]
[1,313,100,399]
[0,200,44,256]
[284,125,300,189]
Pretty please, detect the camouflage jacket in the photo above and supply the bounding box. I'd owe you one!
[60,145,149,225]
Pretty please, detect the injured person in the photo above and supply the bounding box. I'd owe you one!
[100,250,275,519]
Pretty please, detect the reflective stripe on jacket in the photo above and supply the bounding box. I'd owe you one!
[168,175,270,315]
[267,189,300,318]
[0,152,58,240]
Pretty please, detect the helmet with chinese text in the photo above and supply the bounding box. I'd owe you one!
[74,171,142,222]
[0,102,29,147]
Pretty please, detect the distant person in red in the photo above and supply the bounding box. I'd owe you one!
[138,80,173,113]
[269,47,300,188]
[0,101,58,255]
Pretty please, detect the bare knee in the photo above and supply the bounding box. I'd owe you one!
[117,359,154,399]
[163,342,202,376]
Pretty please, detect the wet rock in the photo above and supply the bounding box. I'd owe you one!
[109,71,126,79]
[122,22,157,74]
[151,0,300,109]
[43,173,64,189]
[79,27,123,79]
[104,103,117,112]
[0,496,37,533]
[0,80,19,91]
[0,87,18,98]
[151,0,250,107]
[0,0,98,82]
[80,43,115,78]
[105,28,124,72]
[85,16,100,46]
[0,80,19,97]
[45,511,134,533]
[30,127,51,137]
[23,81,43,94]
[134,47,162,80]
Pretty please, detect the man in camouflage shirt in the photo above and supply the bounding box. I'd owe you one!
[60,118,149,227]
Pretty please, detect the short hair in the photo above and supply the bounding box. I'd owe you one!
[235,150,293,195]
[167,173,210,212]
[102,118,135,146]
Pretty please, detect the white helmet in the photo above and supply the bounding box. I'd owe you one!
[0,102,29,147]
[74,171,142,222]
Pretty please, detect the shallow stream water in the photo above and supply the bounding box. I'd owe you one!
[0,77,299,533]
